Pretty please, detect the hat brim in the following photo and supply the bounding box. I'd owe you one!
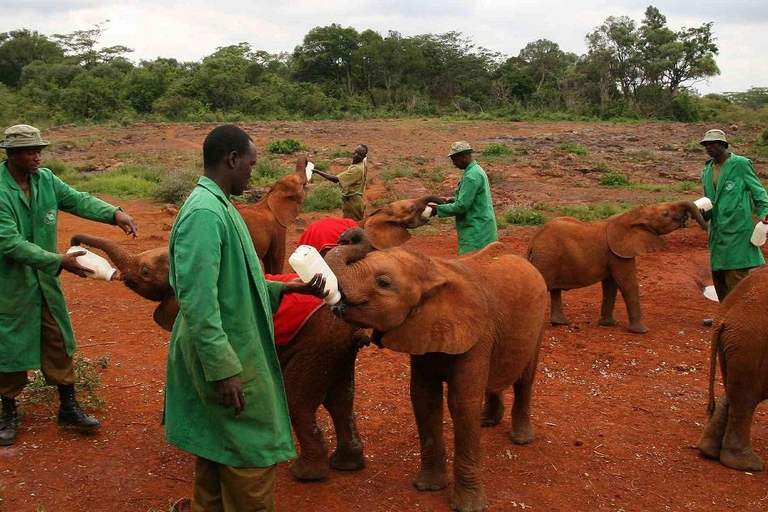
[0,141,50,150]
[448,149,473,158]
[699,139,728,148]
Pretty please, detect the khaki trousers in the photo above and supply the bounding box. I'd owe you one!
[193,457,277,512]
[712,268,752,302]
[342,195,365,221]
[0,300,75,399]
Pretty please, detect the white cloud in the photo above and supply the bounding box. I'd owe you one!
[2,0,766,94]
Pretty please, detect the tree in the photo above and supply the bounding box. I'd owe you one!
[292,24,361,96]
[0,29,63,87]
[518,39,576,93]
[53,21,132,69]
[586,15,641,100]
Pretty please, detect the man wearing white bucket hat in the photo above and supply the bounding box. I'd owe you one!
[0,124,138,446]
[699,128,768,311]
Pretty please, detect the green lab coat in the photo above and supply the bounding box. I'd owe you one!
[0,161,119,372]
[164,176,295,468]
[436,160,498,255]
[702,153,768,271]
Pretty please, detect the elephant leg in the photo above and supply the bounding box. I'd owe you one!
[324,358,365,472]
[411,356,449,492]
[447,380,488,512]
[720,394,764,471]
[549,289,571,325]
[480,391,504,427]
[510,352,538,445]
[615,261,648,333]
[598,277,619,326]
[697,395,728,459]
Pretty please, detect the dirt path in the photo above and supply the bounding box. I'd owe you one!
[1,120,767,511]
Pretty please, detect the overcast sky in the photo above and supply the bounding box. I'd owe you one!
[2,0,766,94]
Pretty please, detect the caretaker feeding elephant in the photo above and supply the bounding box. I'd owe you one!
[326,228,547,512]
[527,200,707,333]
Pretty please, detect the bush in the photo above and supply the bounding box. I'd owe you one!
[482,143,514,156]
[501,206,547,226]
[381,164,414,182]
[267,138,303,154]
[752,128,768,159]
[154,167,200,204]
[599,171,631,188]
[250,157,289,187]
[303,182,342,211]
[557,143,588,155]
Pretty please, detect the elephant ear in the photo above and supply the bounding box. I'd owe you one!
[606,212,666,259]
[153,296,180,332]
[364,217,411,249]
[267,187,301,228]
[380,264,487,355]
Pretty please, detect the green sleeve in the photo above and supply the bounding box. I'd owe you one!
[51,172,119,223]
[743,159,768,219]
[265,280,284,314]
[172,209,243,382]
[0,202,63,275]
[437,172,481,218]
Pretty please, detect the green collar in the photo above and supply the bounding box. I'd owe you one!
[196,175,230,205]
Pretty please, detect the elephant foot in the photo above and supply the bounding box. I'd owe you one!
[450,484,488,512]
[510,425,534,445]
[696,432,722,460]
[480,395,504,427]
[290,456,330,481]
[330,447,365,472]
[413,469,450,492]
[598,316,618,326]
[627,322,649,334]
[720,448,765,472]
[550,314,571,326]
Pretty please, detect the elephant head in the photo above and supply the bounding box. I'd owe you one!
[359,194,445,249]
[325,228,486,355]
[606,200,707,259]
[259,153,310,228]
[70,233,177,330]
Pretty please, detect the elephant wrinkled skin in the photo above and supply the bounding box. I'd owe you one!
[527,200,707,333]
[697,266,768,472]
[325,229,548,512]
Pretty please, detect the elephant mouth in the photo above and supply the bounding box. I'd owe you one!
[371,330,385,348]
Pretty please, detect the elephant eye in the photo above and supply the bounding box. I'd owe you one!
[376,276,392,289]
[662,210,670,217]
[140,266,150,277]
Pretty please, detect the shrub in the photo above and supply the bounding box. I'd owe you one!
[752,128,768,159]
[303,182,342,211]
[381,164,414,182]
[250,157,289,187]
[501,206,547,226]
[599,171,631,188]
[154,167,200,204]
[267,138,303,154]
[41,158,69,175]
[482,143,514,156]
[557,143,588,155]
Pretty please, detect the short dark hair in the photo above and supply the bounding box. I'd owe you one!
[357,144,368,152]
[203,125,253,169]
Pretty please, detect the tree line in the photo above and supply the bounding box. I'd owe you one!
[0,6,766,125]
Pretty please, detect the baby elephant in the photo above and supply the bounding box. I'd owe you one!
[527,200,706,333]
[697,267,768,471]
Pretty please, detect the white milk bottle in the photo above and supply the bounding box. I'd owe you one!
[288,245,341,305]
[66,246,117,281]
[693,197,713,212]
[750,217,768,247]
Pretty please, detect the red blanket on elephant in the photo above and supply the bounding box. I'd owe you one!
[297,218,358,252]
[266,273,324,346]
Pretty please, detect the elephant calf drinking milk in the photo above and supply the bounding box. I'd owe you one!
[326,228,548,512]
[527,200,707,333]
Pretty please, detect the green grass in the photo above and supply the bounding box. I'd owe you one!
[313,160,330,171]
[266,138,303,154]
[424,166,447,193]
[250,157,290,188]
[58,164,162,198]
[498,206,547,226]
[303,182,342,211]
[381,164,415,182]
[683,140,704,153]
[482,143,514,156]
[24,354,108,410]
[629,181,698,193]
[751,128,768,159]
[554,201,631,221]
[329,149,353,159]
[557,143,588,156]
[599,171,631,188]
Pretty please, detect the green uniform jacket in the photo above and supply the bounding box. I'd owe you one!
[0,161,119,372]
[164,176,295,468]
[338,160,367,197]
[702,153,768,271]
[436,160,498,255]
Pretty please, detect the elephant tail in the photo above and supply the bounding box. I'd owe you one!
[707,322,726,417]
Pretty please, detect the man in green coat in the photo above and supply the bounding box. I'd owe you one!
[0,124,138,446]
[164,125,326,511]
[700,128,768,304]
[430,141,498,255]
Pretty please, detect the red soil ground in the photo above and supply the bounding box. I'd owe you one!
[1,120,767,511]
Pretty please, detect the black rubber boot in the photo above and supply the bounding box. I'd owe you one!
[0,396,19,446]
[57,385,100,431]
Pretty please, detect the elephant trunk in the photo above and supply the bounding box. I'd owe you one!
[681,201,708,231]
[70,233,136,277]
[325,228,373,308]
